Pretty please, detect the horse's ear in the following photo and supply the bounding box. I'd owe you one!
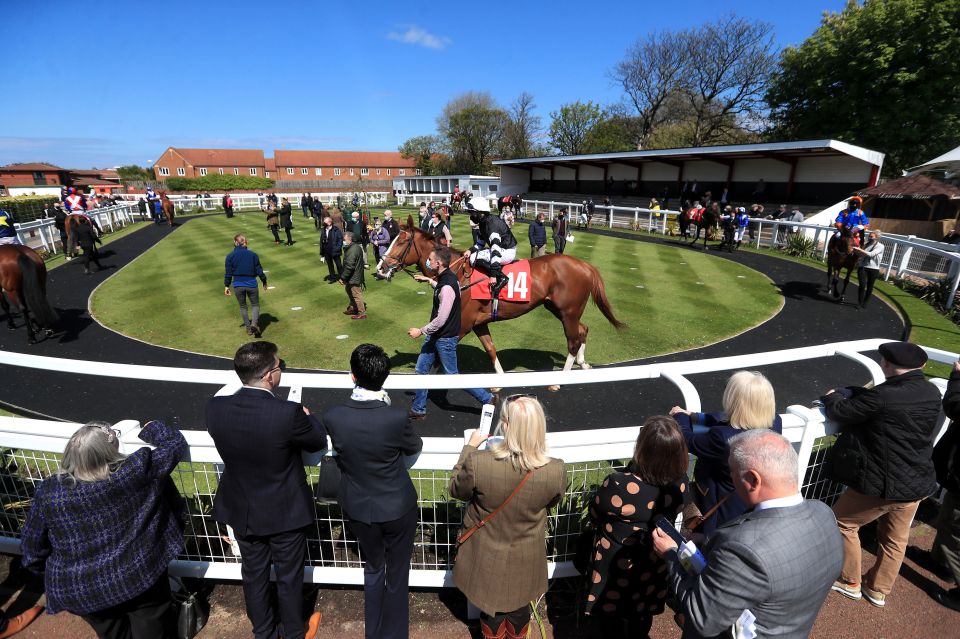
[406,214,415,229]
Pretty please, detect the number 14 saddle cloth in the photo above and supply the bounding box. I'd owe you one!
[468,261,532,302]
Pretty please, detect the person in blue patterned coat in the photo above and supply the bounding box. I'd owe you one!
[21,420,187,639]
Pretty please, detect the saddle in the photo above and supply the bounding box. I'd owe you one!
[469,261,532,302]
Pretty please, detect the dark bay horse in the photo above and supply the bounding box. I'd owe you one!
[686,205,720,250]
[64,213,94,257]
[0,245,58,343]
[160,192,176,226]
[379,217,625,375]
[497,194,523,214]
[826,228,859,302]
[451,191,472,210]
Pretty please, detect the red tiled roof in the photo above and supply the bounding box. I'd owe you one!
[265,158,276,171]
[856,174,960,200]
[169,148,265,167]
[273,150,416,168]
[70,169,120,180]
[0,162,65,172]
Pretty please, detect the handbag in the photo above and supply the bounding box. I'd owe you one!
[683,492,730,531]
[457,471,533,545]
[572,525,596,575]
[171,577,209,639]
[824,430,865,487]
[315,454,341,505]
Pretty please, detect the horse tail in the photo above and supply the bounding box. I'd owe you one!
[587,263,626,330]
[17,254,58,328]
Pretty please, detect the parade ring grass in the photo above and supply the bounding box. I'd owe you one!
[89,210,783,372]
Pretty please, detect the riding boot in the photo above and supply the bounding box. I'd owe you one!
[489,268,509,318]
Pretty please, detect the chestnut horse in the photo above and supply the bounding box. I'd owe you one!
[0,245,58,343]
[826,228,859,303]
[497,194,524,214]
[160,192,176,226]
[379,216,625,374]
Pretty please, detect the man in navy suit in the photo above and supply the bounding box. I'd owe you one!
[207,341,326,639]
[322,344,423,639]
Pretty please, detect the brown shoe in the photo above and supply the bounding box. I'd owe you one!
[245,325,254,335]
[351,314,367,320]
[251,324,261,338]
[408,410,426,421]
[304,611,322,639]
[343,308,357,315]
[0,605,43,639]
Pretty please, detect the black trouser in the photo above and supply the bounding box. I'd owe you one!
[347,506,417,639]
[81,572,173,639]
[324,255,342,280]
[80,243,102,270]
[554,235,566,254]
[590,611,653,639]
[236,527,308,639]
[857,267,879,307]
[269,225,281,243]
[285,228,293,244]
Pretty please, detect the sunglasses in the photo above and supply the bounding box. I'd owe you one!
[263,359,287,377]
[504,393,537,405]
[93,424,122,440]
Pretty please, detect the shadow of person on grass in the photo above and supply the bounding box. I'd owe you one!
[255,313,279,335]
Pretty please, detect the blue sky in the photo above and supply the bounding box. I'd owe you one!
[1,0,847,168]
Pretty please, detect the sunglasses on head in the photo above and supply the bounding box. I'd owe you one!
[93,424,121,440]
[504,393,537,406]
[263,359,286,377]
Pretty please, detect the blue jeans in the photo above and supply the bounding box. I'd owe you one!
[412,335,492,414]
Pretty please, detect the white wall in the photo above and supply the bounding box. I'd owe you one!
[532,167,551,180]
[641,162,680,181]
[795,156,874,183]
[682,160,728,181]
[554,166,576,180]
[732,159,792,182]
[578,165,604,180]
[5,186,62,197]
[497,167,529,196]
[609,163,639,180]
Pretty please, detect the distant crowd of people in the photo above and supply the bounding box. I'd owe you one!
[4,338,957,639]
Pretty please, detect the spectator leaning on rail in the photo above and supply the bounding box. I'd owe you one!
[206,341,326,639]
[922,359,960,611]
[585,415,690,639]
[653,430,843,639]
[670,370,782,537]
[822,340,942,608]
[321,343,423,639]
[450,396,566,639]
[21,420,188,639]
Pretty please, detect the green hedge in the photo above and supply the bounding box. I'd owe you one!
[0,195,59,222]
[163,175,275,191]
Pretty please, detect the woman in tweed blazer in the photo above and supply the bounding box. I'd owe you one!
[21,420,187,639]
[449,396,566,639]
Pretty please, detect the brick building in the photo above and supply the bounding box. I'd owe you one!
[272,150,418,182]
[0,163,121,195]
[152,148,266,180]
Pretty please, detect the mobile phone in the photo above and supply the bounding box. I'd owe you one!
[478,403,496,438]
[655,516,686,546]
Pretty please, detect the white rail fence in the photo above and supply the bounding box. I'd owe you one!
[522,198,960,308]
[0,339,955,586]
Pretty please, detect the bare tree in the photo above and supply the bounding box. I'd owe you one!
[436,91,507,173]
[501,92,544,158]
[684,14,777,146]
[611,33,691,148]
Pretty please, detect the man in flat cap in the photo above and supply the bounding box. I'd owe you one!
[821,341,942,608]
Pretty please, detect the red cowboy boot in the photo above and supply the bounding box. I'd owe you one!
[505,620,530,639]
[480,618,508,639]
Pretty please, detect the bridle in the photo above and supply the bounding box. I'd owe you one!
[379,229,423,281]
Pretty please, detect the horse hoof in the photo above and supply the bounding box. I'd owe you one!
[489,387,502,394]
[547,385,561,392]
[580,363,592,370]
[45,329,55,338]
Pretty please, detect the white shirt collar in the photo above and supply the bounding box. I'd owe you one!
[242,385,275,396]
[753,493,804,512]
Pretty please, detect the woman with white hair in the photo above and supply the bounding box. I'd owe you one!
[670,370,783,536]
[449,396,566,639]
[21,420,187,638]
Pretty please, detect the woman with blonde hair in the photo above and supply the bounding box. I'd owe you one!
[21,421,187,638]
[449,396,566,639]
[670,370,782,535]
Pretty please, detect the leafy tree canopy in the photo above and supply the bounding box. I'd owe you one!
[766,0,960,175]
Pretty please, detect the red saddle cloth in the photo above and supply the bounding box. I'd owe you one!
[469,261,532,302]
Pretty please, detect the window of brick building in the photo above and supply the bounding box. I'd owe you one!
[301,168,308,175]
[199,168,207,176]
[415,168,423,176]
[218,168,224,175]
[360,168,369,176]
[315,168,322,176]
[177,167,186,176]
[334,168,341,176]
[250,168,258,176]
[349,169,355,176]
[233,168,239,175]
[159,167,170,176]
[376,169,381,176]
[399,169,406,176]
[387,169,391,176]
[287,168,294,175]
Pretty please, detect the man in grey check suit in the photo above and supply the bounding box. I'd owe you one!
[654,430,842,638]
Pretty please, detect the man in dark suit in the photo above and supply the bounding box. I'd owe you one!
[654,430,843,639]
[322,344,422,639]
[207,341,326,639]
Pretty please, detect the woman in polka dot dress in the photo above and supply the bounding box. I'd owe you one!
[585,415,689,638]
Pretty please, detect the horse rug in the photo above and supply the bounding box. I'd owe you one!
[469,261,532,302]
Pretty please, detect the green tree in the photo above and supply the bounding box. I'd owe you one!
[582,114,640,153]
[766,0,960,175]
[398,135,442,175]
[549,101,605,155]
[116,165,153,182]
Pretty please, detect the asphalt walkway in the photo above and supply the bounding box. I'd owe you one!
[0,218,904,435]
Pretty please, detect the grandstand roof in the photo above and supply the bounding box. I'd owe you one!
[494,139,885,169]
